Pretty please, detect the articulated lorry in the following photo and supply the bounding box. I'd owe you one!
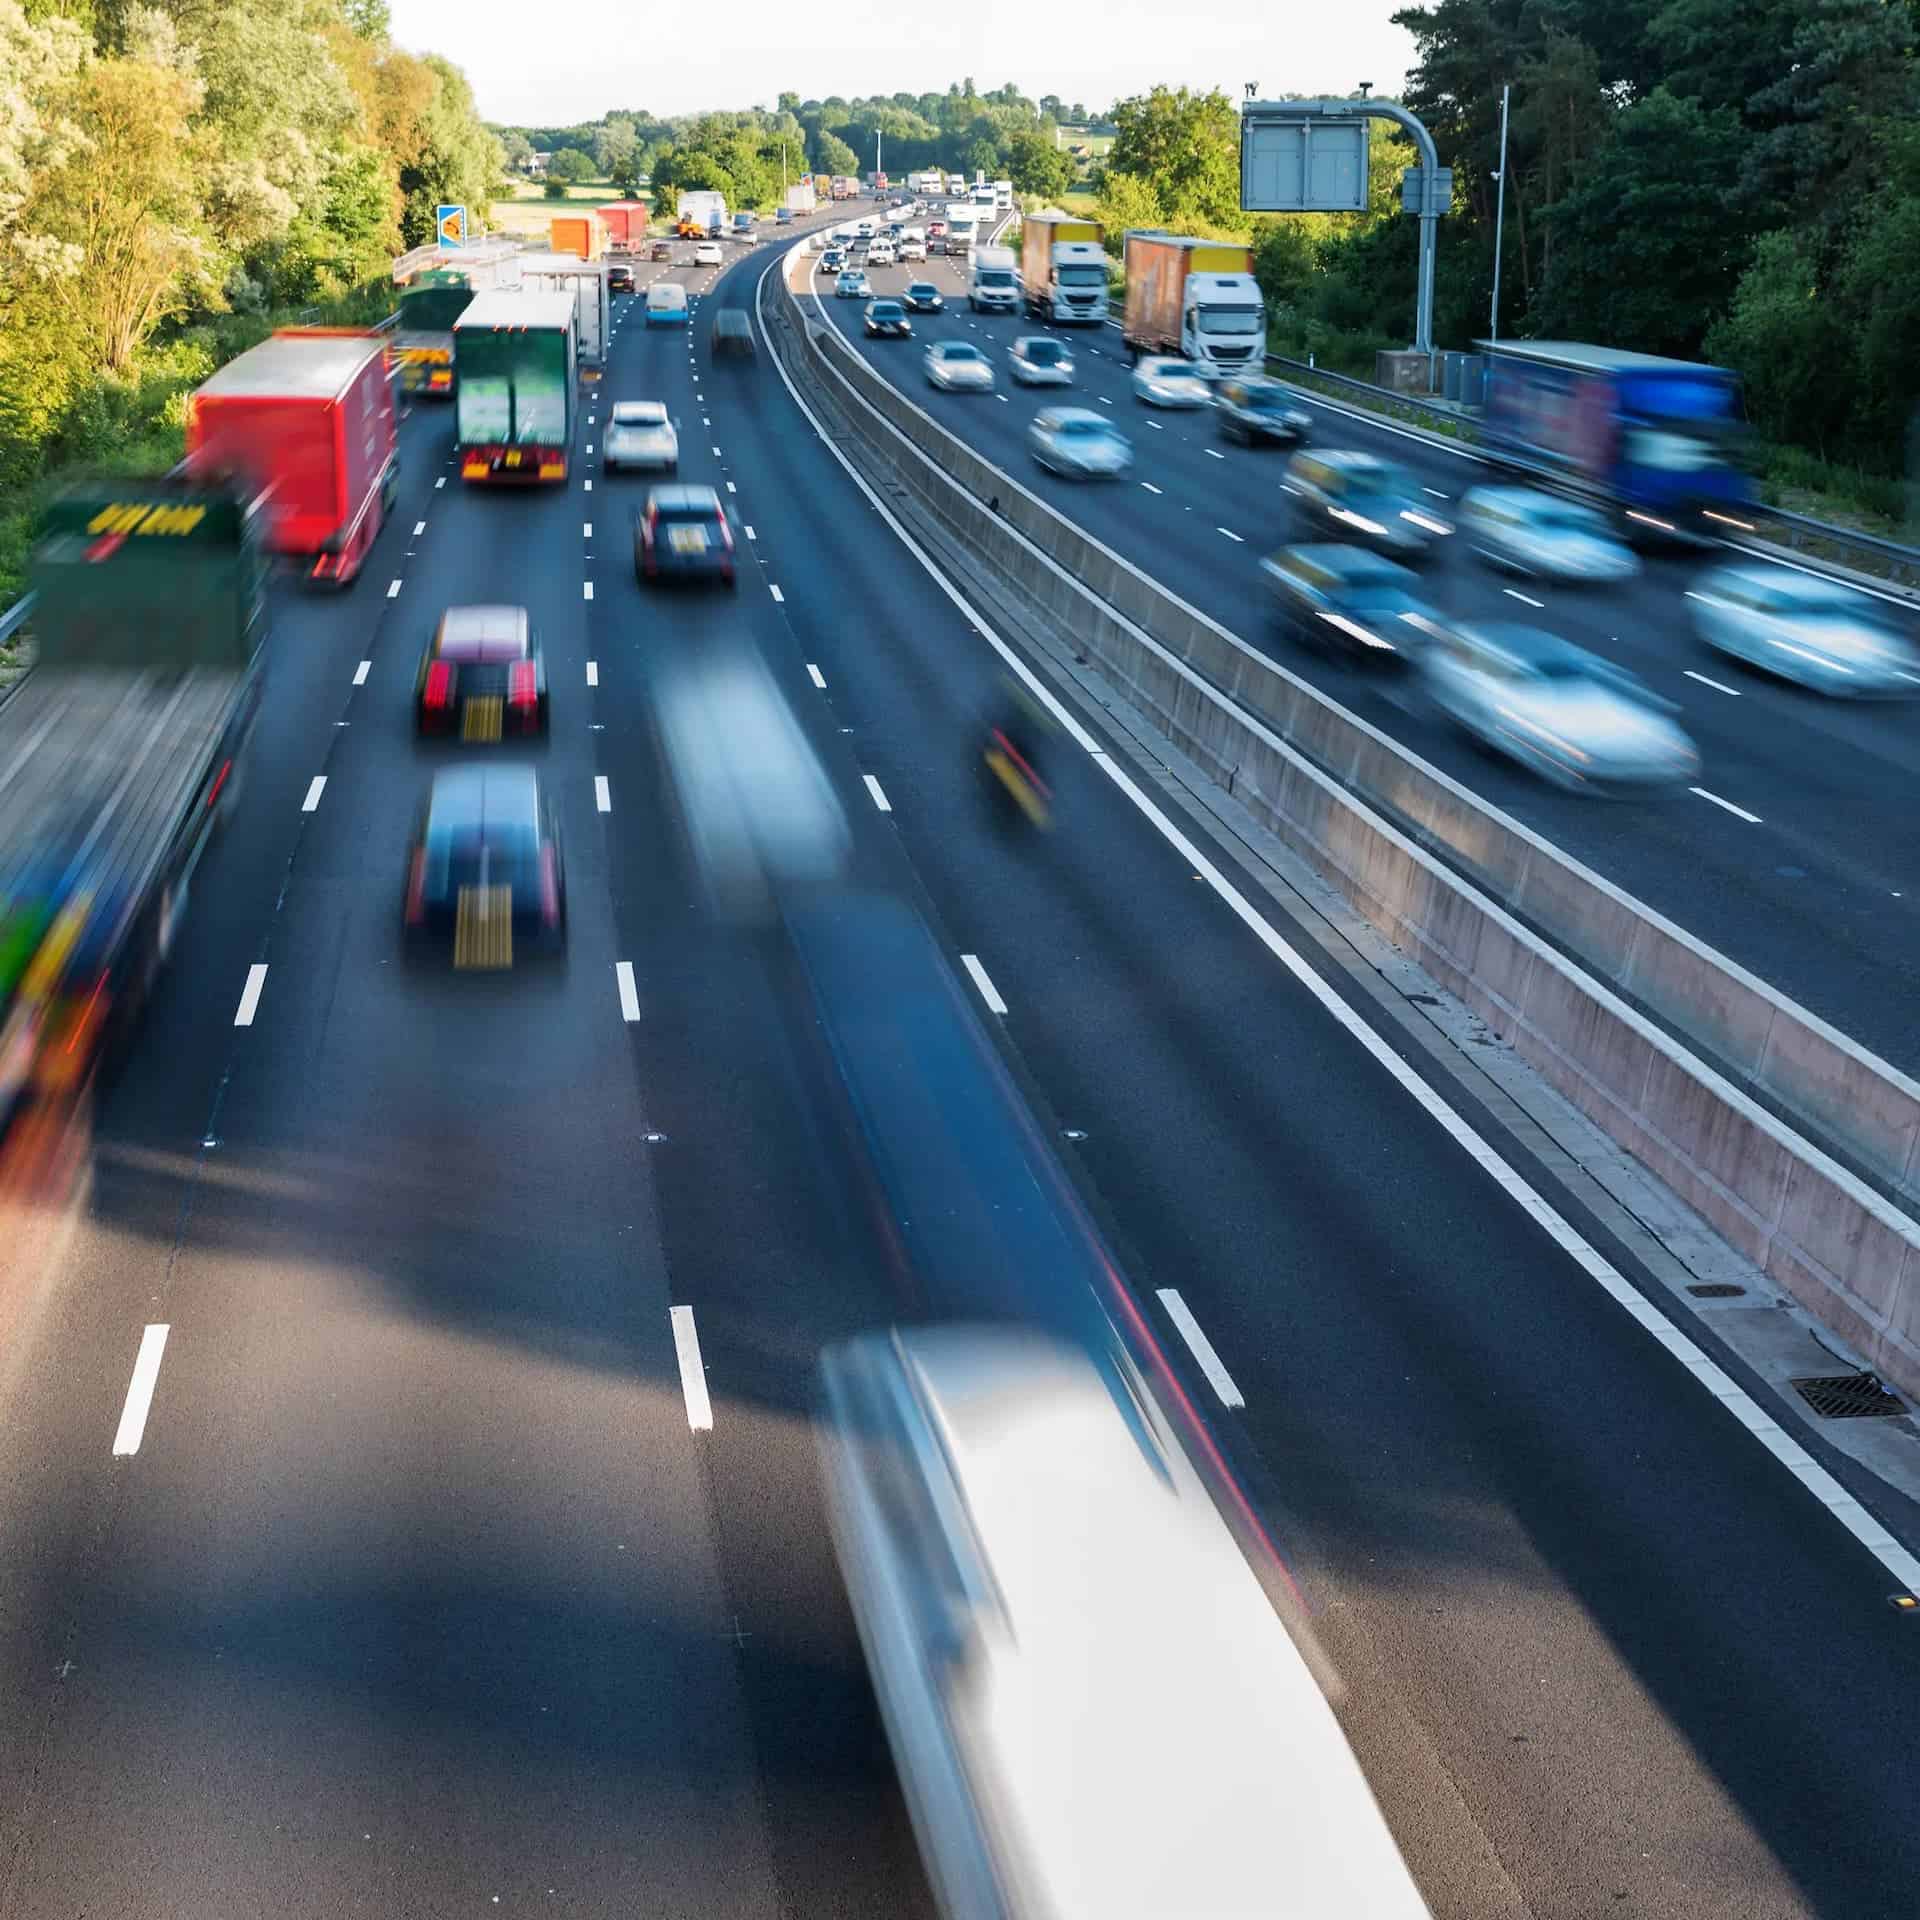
[389,239,520,397]
[1121,233,1266,377]
[676,190,727,237]
[514,251,609,371]
[1020,211,1109,324]
[1477,340,1756,540]
[454,290,578,484]
[596,201,651,252]
[187,329,399,587]
[0,476,267,1181]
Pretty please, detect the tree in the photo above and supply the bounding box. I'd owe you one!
[595,114,635,179]
[1005,128,1071,199]
[966,136,1001,180]
[1107,86,1241,227]
[1093,169,1164,252]
[813,128,857,176]
[547,145,594,183]
[1704,228,1851,455]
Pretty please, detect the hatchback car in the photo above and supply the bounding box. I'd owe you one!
[1285,449,1453,561]
[924,341,993,392]
[650,240,672,262]
[1131,355,1211,408]
[1686,564,1920,695]
[1215,376,1312,446]
[902,281,945,313]
[606,261,635,295]
[603,399,678,473]
[864,299,912,339]
[693,241,723,266]
[835,268,872,299]
[1258,545,1441,661]
[403,764,565,965]
[414,604,548,741]
[818,248,846,275]
[1008,336,1073,386]
[1460,486,1639,583]
[1029,408,1132,478]
[635,484,736,587]
[711,309,755,359]
[1422,622,1700,791]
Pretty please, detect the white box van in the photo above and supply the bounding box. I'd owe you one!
[969,245,1019,314]
[645,281,688,327]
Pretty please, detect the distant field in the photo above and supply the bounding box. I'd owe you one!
[487,175,631,238]
[1056,126,1114,158]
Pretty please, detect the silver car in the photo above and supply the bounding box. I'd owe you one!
[1686,564,1920,696]
[835,268,872,299]
[603,399,678,473]
[1009,336,1073,386]
[1423,622,1699,791]
[924,341,993,392]
[1029,408,1133,478]
[1131,355,1211,408]
[1459,486,1639,583]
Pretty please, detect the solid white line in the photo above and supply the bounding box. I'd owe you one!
[1684,670,1742,697]
[413,520,426,536]
[769,583,785,603]
[301,776,326,813]
[1690,786,1763,824]
[863,773,892,813]
[756,260,1920,1597]
[669,1304,714,1432]
[583,521,592,538]
[233,963,267,1027]
[960,953,1007,1014]
[586,661,599,686]
[1155,1289,1245,1409]
[386,579,402,599]
[595,775,611,813]
[1504,587,1546,609]
[806,663,826,689]
[615,961,641,1022]
[1140,481,1163,495]
[1217,527,1244,543]
[582,581,594,601]
[353,660,370,686]
[111,1324,170,1456]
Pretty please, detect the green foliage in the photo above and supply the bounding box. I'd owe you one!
[546,145,595,183]
[1005,129,1071,201]
[812,130,859,178]
[542,176,569,200]
[1106,86,1241,228]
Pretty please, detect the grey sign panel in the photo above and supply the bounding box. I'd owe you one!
[1239,109,1369,213]
[1399,165,1454,217]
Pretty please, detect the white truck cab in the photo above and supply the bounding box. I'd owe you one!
[968,245,1019,314]
[1183,272,1266,377]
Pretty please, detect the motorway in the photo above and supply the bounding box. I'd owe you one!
[807,228,1920,1081]
[0,206,1918,1918]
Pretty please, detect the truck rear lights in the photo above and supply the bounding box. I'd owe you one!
[508,661,539,715]
[423,660,455,710]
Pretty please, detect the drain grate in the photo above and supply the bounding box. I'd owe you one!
[1791,1372,1908,1420]
[1688,1282,1746,1299]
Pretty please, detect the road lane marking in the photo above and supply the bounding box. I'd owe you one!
[1684,670,1742,697]
[615,961,641,1022]
[1140,481,1163,495]
[1099,395,1113,405]
[584,479,593,491]
[726,481,736,493]
[583,521,592,538]
[960,953,1007,1014]
[1145,420,1163,430]
[1156,1289,1245,1408]
[997,393,1009,403]
[863,774,892,813]
[670,1305,713,1430]
[1217,527,1245,543]
[233,964,267,1027]
[434,477,445,489]
[1690,786,1763,823]
[595,775,611,813]
[413,520,426,536]
[353,660,370,685]
[1205,448,1225,460]
[586,661,599,686]
[301,776,326,813]
[769,584,785,602]
[806,663,826,689]
[1503,588,1545,608]
[745,525,756,540]
[111,1325,170,1456]
[386,579,402,599]
[712,446,722,456]
[583,582,594,600]
[1424,487,1450,499]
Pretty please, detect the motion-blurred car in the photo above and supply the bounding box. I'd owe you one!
[900,236,927,262]
[1131,355,1212,408]
[836,268,872,299]
[635,483,736,588]
[402,765,566,965]
[1215,375,1312,446]
[649,240,672,262]
[711,309,755,359]
[1286,449,1452,562]
[924,341,993,392]
[1459,486,1639,583]
[867,239,897,267]
[864,299,912,339]
[606,261,635,295]
[693,241,723,266]
[603,399,678,473]
[1259,545,1441,661]
[1029,408,1132,479]
[775,206,793,225]
[902,281,945,313]
[856,219,875,239]
[1685,564,1920,695]
[818,249,846,276]
[414,604,548,741]
[1008,337,1073,387]
[1423,622,1699,791]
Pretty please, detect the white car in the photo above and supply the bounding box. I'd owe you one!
[1686,564,1920,695]
[899,236,926,262]
[856,219,875,239]
[1459,486,1639,583]
[867,239,897,268]
[1009,336,1073,386]
[835,268,872,299]
[602,399,678,473]
[1131,355,1212,408]
[924,341,993,392]
[693,241,723,266]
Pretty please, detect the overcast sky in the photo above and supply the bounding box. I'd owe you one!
[389,0,1416,126]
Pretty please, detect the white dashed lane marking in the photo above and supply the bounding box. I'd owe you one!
[806,663,826,689]
[615,961,641,1022]
[863,774,892,813]
[301,776,326,813]
[1684,670,1742,697]
[1691,787,1763,824]
[586,661,599,687]
[233,964,268,1027]
[960,953,1007,1015]
[1156,1289,1246,1409]
[353,660,370,686]
[111,1325,171,1456]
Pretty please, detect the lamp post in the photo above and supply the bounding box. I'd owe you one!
[1490,83,1510,343]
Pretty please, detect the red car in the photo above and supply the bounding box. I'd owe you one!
[415,604,548,741]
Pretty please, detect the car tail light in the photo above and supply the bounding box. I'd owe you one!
[508,660,539,714]
[716,514,733,550]
[539,844,559,926]
[642,504,658,545]
[423,660,454,710]
[405,847,427,924]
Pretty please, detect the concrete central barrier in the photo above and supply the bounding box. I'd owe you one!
[767,248,1920,1399]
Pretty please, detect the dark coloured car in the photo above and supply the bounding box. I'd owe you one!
[650,240,672,262]
[712,308,755,359]
[1257,544,1441,661]
[635,483,736,587]
[1215,376,1311,446]
[864,299,912,339]
[415,603,548,740]
[606,261,636,294]
[1285,449,1453,562]
[902,280,945,313]
[402,764,567,966]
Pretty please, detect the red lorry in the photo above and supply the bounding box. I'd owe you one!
[596,201,651,251]
[186,328,398,588]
